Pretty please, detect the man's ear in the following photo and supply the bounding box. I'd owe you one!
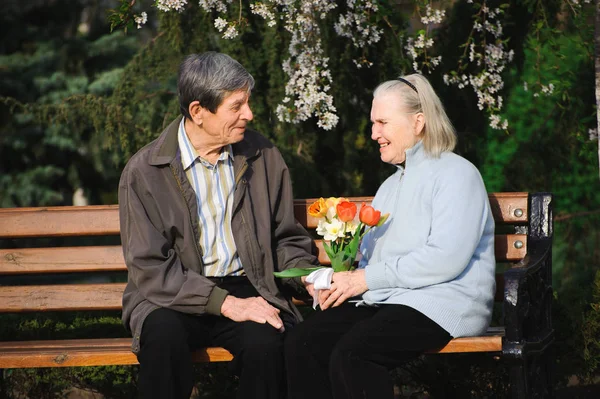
[414,112,425,136]
[188,101,204,126]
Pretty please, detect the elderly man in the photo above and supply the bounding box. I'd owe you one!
[118,52,317,399]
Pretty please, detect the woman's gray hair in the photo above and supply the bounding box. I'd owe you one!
[373,74,457,157]
[178,52,255,119]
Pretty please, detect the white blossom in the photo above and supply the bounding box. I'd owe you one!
[134,1,524,132]
[269,1,340,129]
[223,24,239,39]
[445,0,513,129]
[541,83,555,95]
[570,0,593,5]
[214,17,227,31]
[489,114,508,130]
[332,0,381,67]
[198,0,230,13]
[134,12,147,29]
[156,0,187,12]
[420,4,445,25]
[250,2,277,26]
[404,3,446,73]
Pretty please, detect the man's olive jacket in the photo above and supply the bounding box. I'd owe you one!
[118,116,318,353]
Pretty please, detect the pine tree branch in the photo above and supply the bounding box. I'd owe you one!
[555,209,600,222]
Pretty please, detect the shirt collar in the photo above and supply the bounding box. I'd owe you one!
[178,118,233,170]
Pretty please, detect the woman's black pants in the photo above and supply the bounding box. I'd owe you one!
[285,303,452,399]
[136,277,292,399]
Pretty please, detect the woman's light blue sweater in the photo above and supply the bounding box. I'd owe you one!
[358,140,496,338]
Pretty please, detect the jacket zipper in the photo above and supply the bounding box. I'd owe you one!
[170,164,204,274]
[235,163,259,272]
[235,162,248,184]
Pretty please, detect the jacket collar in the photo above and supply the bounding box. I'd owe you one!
[397,139,426,172]
[149,115,260,167]
[149,116,182,166]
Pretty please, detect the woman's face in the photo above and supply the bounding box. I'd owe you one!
[370,92,423,165]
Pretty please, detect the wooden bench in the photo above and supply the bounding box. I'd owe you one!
[0,192,554,397]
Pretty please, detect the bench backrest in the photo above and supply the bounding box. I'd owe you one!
[0,193,529,313]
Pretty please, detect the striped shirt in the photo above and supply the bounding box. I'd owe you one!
[178,119,244,277]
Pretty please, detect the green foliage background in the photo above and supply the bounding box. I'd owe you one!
[1,0,599,397]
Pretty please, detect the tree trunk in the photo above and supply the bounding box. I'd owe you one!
[596,0,600,178]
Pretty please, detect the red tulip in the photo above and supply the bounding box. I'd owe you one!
[336,201,357,222]
[359,204,381,226]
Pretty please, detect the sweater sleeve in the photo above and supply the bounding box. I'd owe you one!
[365,160,491,290]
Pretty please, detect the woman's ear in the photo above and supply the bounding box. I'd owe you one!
[414,112,425,136]
[188,101,204,126]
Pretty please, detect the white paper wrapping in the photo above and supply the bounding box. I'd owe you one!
[305,268,334,309]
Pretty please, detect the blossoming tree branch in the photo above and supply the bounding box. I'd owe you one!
[110,0,594,133]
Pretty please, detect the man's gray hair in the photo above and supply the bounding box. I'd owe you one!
[178,52,255,119]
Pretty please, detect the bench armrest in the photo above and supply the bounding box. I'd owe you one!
[502,236,554,359]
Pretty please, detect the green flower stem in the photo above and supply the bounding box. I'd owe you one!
[273,266,325,278]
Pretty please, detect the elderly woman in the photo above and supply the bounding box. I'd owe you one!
[285,74,496,399]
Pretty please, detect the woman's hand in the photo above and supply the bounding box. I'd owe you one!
[318,269,368,310]
[301,275,315,297]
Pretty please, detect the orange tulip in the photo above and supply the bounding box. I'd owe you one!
[359,204,381,226]
[336,201,357,222]
[308,198,328,218]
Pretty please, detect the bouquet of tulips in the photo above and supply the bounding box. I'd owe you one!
[273,197,388,278]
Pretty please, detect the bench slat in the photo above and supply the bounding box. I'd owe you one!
[434,335,502,353]
[0,277,505,312]
[293,197,374,228]
[493,234,527,262]
[0,246,125,274]
[488,192,529,223]
[0,283,125,312]
[0,234,525,275]
[0,193,528,239]
[0,327,503,368]
[0,338,233,368]
[295,193,528,228]
[0,205,120,238]
[315,234,525,264]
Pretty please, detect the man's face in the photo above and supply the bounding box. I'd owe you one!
[202,89,254,145]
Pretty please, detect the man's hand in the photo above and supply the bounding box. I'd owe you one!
[318,269,368,310]
[220,295,284,332]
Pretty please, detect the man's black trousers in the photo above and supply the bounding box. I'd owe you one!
[137,277,292,399]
